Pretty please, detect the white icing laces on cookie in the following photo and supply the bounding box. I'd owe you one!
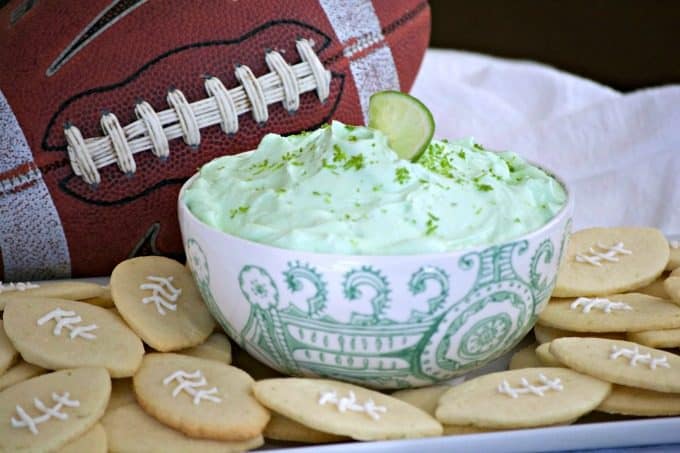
[609,345,670,370]
[575,242,632,266]
[162,370,221,405]
[570,297,633,314]
[0,281,39,293]
[36,308,98,340]
[671,240,679,249]
[11,392,80,435]
[497,374,563,398]
[139,275,182,315]
[318,390,387,421]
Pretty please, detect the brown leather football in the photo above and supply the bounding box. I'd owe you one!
[0,0,430,279]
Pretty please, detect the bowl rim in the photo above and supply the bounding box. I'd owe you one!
[178,158,574,260]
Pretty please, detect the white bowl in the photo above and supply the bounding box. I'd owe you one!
[178,171,573,389]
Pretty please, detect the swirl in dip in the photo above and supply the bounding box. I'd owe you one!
[183,121,566,254]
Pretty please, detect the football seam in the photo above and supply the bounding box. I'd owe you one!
[54,73,346,207]
[62,38,332,186]
[40,19,334,153]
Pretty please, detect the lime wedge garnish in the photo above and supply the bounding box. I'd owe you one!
[368,90,435,162]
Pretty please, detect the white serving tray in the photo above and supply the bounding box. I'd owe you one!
[54,234,680,452]
[266,417,680,452]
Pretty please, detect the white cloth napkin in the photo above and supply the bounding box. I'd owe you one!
[411,49,680,236]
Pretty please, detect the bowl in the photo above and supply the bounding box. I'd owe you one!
[178,171,573,389]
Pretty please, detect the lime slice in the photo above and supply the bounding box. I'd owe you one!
[368,90,435,162]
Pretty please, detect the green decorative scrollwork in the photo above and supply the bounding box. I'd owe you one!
[229,221,570,388]
[421,241,533,379]
[283,261,328,317]
[186,238,210,286]
[343,266,391,325]
[459,240,529,285]
[186,238,239,339]
[530,239,554,288]
[557,218,573,265]
[530,239,555,309]
[239,265,279,309]
[407,266,450,321]
[435,288,528,370]
[459,313,512,359]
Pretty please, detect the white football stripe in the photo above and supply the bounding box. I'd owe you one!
[0,90,71,280]
[318,0,385,43]
[349,46,401,125]
[318,0,400,123]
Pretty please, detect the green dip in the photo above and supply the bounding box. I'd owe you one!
[183,121,566,254]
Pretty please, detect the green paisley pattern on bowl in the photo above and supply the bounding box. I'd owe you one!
[284,261,328,317]
[188,233,565,389]
[407,266,450,322]
[459,313,512,358]
[342,266,391,325]
[185,238,240,339]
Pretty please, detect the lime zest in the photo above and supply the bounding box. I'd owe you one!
[394,167,411,184]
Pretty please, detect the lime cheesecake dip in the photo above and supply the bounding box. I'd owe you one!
[183,121,566,255]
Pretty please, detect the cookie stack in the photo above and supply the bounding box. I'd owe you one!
[0,256,445,451]
[385,227,680,432]
[509,227,680,418]
[0,256,271,452]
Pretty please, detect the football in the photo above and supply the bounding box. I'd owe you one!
[0,0,430,279]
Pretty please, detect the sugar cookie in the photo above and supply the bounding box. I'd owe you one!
[82,285,115,308]
[107,378,136,413]
[535,343,562,367]
[0,360,46,392]
[0,367,111,452]
[57,423,107,453]
[231,346,284,380]
[550,337,680,393]
[253,378,443,441]
[111,257,215,351]
[636,276,670,299]
[102,402,263,453]
[133,353,269,441]
[0,280,106,310]
[0,319,19,376]
[627,328,680,349]
[533,324,625,344]
[553,227,668,297]
[597,384,680,417]
[4,297,144,377]
[577,411,633,423]
[538,293,680,332]
[435,367,610,429]
[264,411,349,443]
[508,343,543,369]
[391,385,452,416]
[667,239,680,271]
[443,425,497,435]
[179,332,232,364]
[664,267,680,305]
[389,384,499,436]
